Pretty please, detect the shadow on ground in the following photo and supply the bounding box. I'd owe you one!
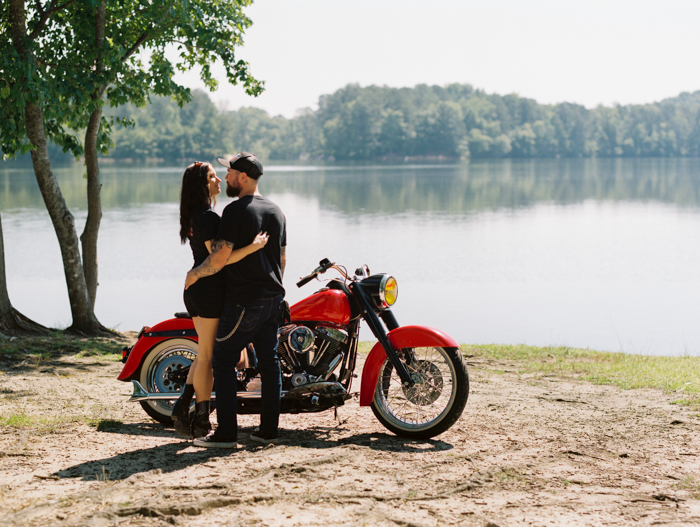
[54,428,453,481]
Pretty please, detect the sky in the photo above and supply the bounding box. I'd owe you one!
[173,0,700,118]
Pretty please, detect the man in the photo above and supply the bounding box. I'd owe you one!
[185,152,286,448]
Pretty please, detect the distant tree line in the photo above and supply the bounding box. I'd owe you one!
[14,84,700,163]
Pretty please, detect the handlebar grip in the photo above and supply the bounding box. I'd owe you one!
[296,274,315,288]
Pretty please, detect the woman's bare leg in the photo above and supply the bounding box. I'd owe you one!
[186,358,198,383]
[192,316,218,402]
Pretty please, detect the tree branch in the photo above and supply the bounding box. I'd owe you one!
[34,0,45,18]
[29,0,78,40]
[121,29,151,63]
[121,0,180,62]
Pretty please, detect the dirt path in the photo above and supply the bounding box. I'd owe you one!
[1,347,699,526]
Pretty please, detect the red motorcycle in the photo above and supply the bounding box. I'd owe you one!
[118,259,469,438]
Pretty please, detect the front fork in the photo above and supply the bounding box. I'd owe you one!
[349,283,414,386]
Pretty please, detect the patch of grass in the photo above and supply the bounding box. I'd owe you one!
[670,397,700,410]
[0,412,70,431]
[0,333,126,363]
[0,413,33,427]
[357,341,375,355]
[464,344,700,395]
[27,351,52,361]
[78,351,123,362]
[492,468,532,489]
[675,475,700,499]
[0,412,116,431]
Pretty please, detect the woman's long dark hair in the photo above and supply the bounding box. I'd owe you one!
[179,162,212,244]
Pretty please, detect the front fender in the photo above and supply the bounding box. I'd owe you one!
[359,326,459,406]
[117,318,197,381]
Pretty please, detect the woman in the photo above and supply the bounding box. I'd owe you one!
[172,161,267,439]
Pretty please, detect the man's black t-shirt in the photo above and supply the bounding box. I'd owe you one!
[189,207,220,268]
[217,195,286,304]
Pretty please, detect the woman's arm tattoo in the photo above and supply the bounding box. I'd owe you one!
[211,239,228,251]
[191,240,234,278]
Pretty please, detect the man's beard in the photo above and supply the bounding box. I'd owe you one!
[226,182,240,197]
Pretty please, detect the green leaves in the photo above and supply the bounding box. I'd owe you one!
[2,0,262,159]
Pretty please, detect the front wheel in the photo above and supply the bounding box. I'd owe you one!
[370,346,469,439]
[138,338,197,425]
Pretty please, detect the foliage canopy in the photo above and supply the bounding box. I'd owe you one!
[95,84,700,163]
[0,0,262,160]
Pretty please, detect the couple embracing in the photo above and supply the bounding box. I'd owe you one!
[174,153,286,448]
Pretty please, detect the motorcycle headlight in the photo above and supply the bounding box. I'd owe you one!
[361,274,398,310]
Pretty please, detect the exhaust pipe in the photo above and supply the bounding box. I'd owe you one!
[128,379,348,403]
[128,381,191,402]
[128,380,266,402]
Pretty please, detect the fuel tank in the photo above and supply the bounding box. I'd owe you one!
[290,288,351,326]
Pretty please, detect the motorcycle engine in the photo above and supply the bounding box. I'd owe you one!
[277,324,348,385]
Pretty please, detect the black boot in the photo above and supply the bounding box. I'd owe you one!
[172,384,195,438]
[191,400,212,439]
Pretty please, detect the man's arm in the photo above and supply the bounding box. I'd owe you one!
[280,245,286,279]
[184,240,233,289]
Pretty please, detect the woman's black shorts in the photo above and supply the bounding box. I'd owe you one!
[183,273,225,319]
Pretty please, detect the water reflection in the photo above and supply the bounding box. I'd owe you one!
[2,158,700,355]
[263,158,700,214]
[2,158,700,213]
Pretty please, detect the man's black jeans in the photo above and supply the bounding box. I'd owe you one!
[213,295,283,439]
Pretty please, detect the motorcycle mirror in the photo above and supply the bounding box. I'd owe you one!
[355,265,370,278]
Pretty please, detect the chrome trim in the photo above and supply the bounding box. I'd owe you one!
[129,380,292,402]
[289,325,315,353]
[311,339,331,367]
[322,352,344,380]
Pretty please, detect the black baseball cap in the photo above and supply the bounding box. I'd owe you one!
[217,152,263,179]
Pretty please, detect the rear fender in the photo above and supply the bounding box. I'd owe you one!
[117,318,198,381]
[359,326,459,406]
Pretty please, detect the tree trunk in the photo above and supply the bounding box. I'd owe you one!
[0,213,50,335]
[10,0,112,336]
[81,107,102,311]
[81,0,107,310]
[25,103,110,334]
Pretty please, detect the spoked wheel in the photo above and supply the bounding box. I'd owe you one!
[370,346,469,439]
[138,339,197,424]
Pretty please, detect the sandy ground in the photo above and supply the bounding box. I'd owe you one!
[1,344,699,527]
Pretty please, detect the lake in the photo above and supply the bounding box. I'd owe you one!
[2,157,700,356]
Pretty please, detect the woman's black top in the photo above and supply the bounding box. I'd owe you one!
[188,206,225,289]
[183,206,225,318]
[189,206,221,268]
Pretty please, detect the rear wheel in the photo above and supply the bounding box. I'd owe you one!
[138,339,197,425]
[370,346,469,439]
